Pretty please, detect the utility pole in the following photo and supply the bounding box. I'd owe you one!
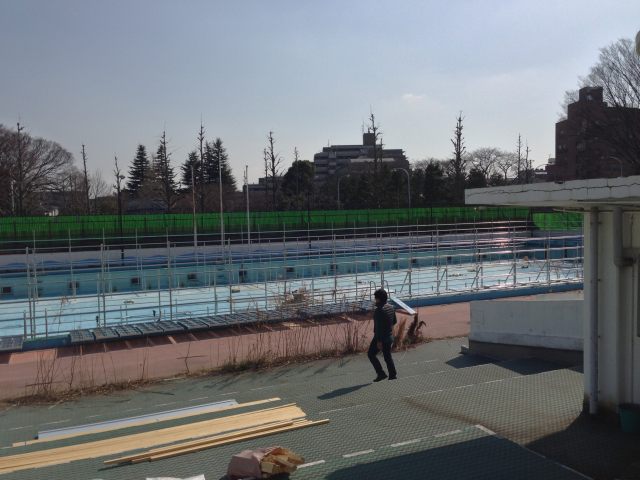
[218,152,224,250]
[244,165,250,245]
[393,168,411,209]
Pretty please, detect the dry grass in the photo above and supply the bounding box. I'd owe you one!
[5,311,430,406]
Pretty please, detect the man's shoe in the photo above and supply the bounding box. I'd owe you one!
[373,373,388,382]
[388,375,397,380]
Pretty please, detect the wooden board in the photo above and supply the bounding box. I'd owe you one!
[138,419,329,464]
[104,420,297,465]
[13,397,280,447]
[0,404,305,474]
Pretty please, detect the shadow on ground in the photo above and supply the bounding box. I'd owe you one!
[447,353,575,376]
[317,383,369,400]
[527,411,640,480]
[324,435,585,480]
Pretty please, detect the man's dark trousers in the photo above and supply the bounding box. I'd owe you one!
[368,337,396,378]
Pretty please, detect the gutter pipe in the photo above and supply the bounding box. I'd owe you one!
[588,207,599,415]
[613,207,634,268]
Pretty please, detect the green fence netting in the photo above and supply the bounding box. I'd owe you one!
[531,212,583,231]
[0,206,543,241]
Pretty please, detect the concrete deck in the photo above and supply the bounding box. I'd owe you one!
[1,334,639,479]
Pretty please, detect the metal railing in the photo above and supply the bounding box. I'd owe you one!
[0,220,583,339]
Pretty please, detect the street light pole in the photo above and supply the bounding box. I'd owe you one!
[10,179,15,216]
[392,167,411,209]
[244,165,250,245]
[337,175,349,210]
[218,154,224,251]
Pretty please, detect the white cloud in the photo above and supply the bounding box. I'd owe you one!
[401,93,426,104]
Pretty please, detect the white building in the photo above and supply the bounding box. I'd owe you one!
[466,176,640,416]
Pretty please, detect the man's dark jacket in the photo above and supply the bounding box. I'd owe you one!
[373,302,396,342]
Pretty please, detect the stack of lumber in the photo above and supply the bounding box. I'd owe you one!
[106,418,326,465]
[260,447,305,476]
[0,400,327,475]
[14,398,244,446]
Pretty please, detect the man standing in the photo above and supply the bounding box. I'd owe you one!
[368,288,397,381]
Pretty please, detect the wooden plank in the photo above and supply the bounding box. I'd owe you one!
[133,420,311,464]
[142,419,329,464]
[0,405,305,474]
[104,420,295,465]
[13,397,280,447]
[3,404,302,469]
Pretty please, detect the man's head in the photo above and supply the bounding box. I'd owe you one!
[374,288,388,306]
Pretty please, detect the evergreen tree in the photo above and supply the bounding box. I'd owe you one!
[127,144,150,196]
[422,160,448,205]
[203,138,235,189]
[181,150,201,189]
[154,131,178,213]
[281,160,314,210]
[466,167,487,189]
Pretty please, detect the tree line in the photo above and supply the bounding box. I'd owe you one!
[0,36,635,217]
[0,118,548,217]
[323,114,537,210]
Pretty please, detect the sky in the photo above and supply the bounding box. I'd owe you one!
[1,0,639,184]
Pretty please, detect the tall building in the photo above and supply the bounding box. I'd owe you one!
[313,132,409,184]
[546,86,640,181]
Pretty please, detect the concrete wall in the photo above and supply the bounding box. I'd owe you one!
[470,296,583,352]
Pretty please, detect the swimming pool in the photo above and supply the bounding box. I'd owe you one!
[0,229,583,338]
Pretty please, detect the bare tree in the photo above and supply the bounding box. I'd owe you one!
[89,170,109,212]
[495,151,517,182]
[52,166,85,215]
[262,147,270,209]
[515,134,523,182]
[366,112,386,207]
[469,147,501,181]
[81,144,90,214]
[197,122,206,212]
[367,112,383,173]
[449,113,467,203]
[524,141,532,183]
[113,156,125,259]
[266,131,282,209]
[0,126,14,215]
[1,123,74,215]
[563,38,640,170]
[293,147,301,198]
[558,90,579,120]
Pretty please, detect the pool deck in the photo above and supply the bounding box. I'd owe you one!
[0,301,470,402]
[1,330,638,479]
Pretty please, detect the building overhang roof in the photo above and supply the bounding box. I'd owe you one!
[465,176,640,209]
